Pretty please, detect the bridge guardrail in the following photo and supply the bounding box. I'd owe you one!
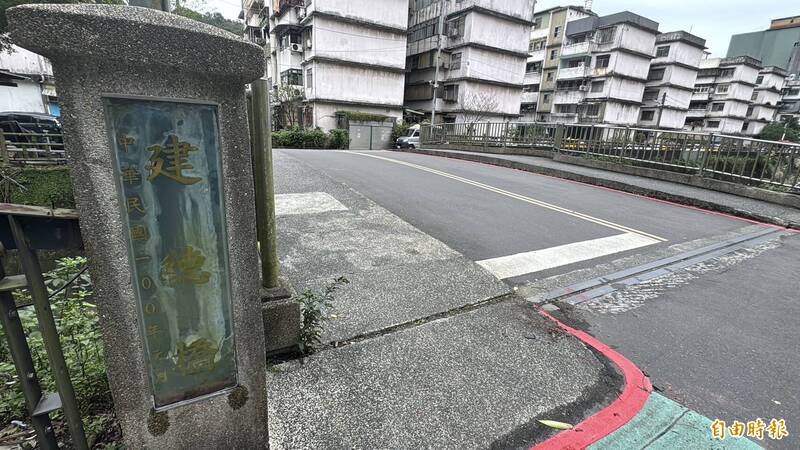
[420,122,800,191]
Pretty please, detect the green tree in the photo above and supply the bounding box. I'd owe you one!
[1,0,122,52]
[758,118,799,143]
[173,5,243,35]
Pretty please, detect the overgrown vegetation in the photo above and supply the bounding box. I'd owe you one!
[298,276,349,354]
[1,167,75,208]
[0,257,120,448]
[272,127,350,149]
[335,111,390,124]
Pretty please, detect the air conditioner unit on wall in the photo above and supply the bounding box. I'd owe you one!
[290,43,303,53]
[578,85,589,91]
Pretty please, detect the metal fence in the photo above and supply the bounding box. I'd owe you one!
[421,122,800,190]
[0,130,67,166]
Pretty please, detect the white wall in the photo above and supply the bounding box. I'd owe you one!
[449,46,525,85]
[0,79,46,113]
[606,52,651,80]
[458,80,521,116]
[312,0,409,30]
[606,77,645,102]
[616,25,657,57]
[310,61,405,106]
[312,102,402,131]
[603,102,640,125]
[0,45,52,76]
[310,17,406,69]
[463,12,530,54]
[452,0,534,23]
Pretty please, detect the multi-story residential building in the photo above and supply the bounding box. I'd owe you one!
[404,0,535,124]
[523,5,594,121]
[637,31,705,129]
[0,44,58,115]
[685,56,761,135]
[778,77,800,122]
[747,66,786,134]
[727,15,800,71]
[243,0,409,134]
[548,12,658,125]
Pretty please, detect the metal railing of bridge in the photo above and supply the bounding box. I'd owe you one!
[420,122,800,190]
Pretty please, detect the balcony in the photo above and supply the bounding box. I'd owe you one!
[553,89,585,104]
[686,109,706,118]
[557,66,589,80]
[521,91,539,104]
[561,41,593,57]
[691,91,710,101]
[529,49,545,61]
[523,71,541,85]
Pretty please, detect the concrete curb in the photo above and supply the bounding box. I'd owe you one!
[400,148,799,229]
[532,309,653,450]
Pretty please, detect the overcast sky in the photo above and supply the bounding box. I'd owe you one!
[205,0,795,57]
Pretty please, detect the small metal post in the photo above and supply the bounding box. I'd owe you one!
[502,122,509,149]
[250,79,280,289]
[483,121,489,150]
[699,133,714,175]
[554,123,564,151]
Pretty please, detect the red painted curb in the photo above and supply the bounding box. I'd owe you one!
[532,309,653,450]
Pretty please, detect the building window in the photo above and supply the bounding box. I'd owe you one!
[442,84,459,101]
[306,68,313,88]
[742,122,749,132]
[647,68,665,81]
[596,27,615,44]
[706,120,720,128]
[280,31,302,51]
[585,104,600,117]
[451,52,462,70]
[643,90,659,101]
[530,39,546,51]
[640,110,655,121]
[590,80,605,92]
[533,16,543,30]
[756,75,764,84]
[694,86,711,93]
[788,88,800,96]
[719,68,735,77]
[716,84,729,94]
[447,16,466,38]
[543,93,551,103]
[281,69,303,86]
[550,49,558,60]
[711,103,724,112]
[655,46,670,57]
[553,26,560,38]
[746,106,754,117]
[546,71,554,81]
[750,91,758,101]
[526,61,542,73]
[595,54,610,69]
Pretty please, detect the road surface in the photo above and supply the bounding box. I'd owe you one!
[277,149,798,449]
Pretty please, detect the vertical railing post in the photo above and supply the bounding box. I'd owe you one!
[483,121,489,150]
[699,133,714,176]
[502,122,509,150]
[554,123,564,152]
[0,130,9,166]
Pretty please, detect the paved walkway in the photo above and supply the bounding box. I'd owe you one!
[401,147,800,227]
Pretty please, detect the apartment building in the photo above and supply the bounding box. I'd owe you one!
[522,5,594,121]
[546,12,658,125]
[404,0,534,123]
[747,66,786,134]
[0,44,58,115]
[637,31,705,129]
[243,0,409,132]
[727,15,800,70]
[685,56,761,135]
[778,77,800,122]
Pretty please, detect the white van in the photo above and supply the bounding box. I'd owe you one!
[394,124,420,149]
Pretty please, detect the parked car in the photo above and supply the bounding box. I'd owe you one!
[395,125,420,149]
[0,111,63,144]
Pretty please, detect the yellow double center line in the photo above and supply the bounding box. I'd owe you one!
[344,151,666,243]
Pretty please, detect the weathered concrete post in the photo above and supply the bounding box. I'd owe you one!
[8,5,268,448]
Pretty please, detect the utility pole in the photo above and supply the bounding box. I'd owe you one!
[655,91,666,128]
[430,0,447,125]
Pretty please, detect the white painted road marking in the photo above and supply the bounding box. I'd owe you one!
[344,151,666,243]
[276,192,348,216]
[476,232,661,279]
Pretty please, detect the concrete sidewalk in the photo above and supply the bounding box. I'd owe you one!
[400,147,800,228]
[267,150,618,448]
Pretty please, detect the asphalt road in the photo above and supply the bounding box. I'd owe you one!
[278,149,798,448]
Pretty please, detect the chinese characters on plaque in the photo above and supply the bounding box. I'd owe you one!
[105,98,236,408]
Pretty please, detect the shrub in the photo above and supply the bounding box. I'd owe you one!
[327,129,350,149]
[391,122,411,143]
[3,167,75,208]
[272,127,349,149]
